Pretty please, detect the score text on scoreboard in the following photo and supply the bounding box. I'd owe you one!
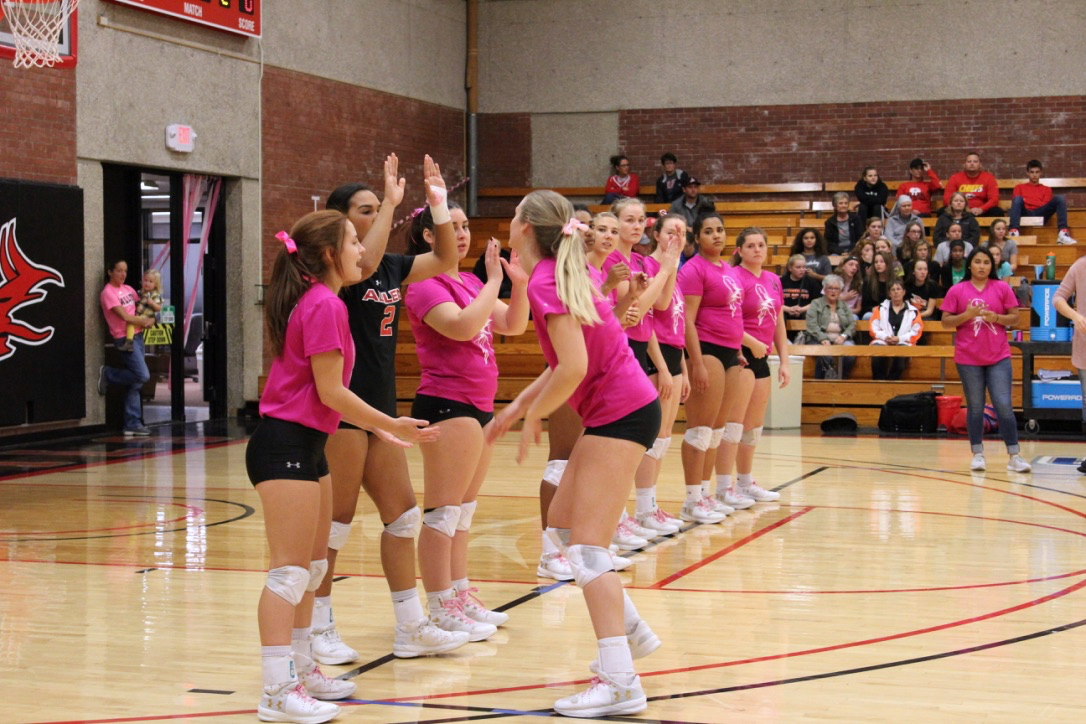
[106,0,261,38]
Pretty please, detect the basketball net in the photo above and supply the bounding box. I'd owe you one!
[1,0,80,68]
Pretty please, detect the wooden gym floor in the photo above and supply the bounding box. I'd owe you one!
[3,420,1086,722]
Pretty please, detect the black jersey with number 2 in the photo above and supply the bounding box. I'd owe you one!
[341,253,416,417]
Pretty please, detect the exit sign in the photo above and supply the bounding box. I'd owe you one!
[107,0,261,38]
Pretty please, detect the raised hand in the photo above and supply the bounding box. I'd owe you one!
[382,153,406,209]
[500,248,529,287]
[484,237,504,283]
[423,154,447,207]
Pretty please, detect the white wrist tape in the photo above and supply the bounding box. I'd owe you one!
[428,185,450,225]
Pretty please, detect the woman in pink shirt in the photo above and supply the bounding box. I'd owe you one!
[1053,256,1086,471]
[404,203,529,642]
[247,210,438,723]
[724,227,791,504]
[97,260,154,436]
[941,247,1031,473]
[488,190,660,718]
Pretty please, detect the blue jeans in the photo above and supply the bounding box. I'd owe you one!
[1009,195,1068,230]
[1079,369,1086,423]
[105,334,150,430]
[956,358,1019,454]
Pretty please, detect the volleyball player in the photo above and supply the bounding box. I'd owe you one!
[248,210,438,723]
[314,155,466,663]
[404,204,530,639]
[488,190,661,717]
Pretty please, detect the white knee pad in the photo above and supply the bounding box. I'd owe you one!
[457,500,478,531]
[645,437,671,460]
[565,544,614,588]
[710,427,726,448]
[423,505,461,537]
[683,426,712,452]
[327,521,351,551]
[740,426,763,446]
[542,459,567,486]
[722,422,743,444]
[306,558,328,592]
[265,565,309,606]
[384,505,420,538]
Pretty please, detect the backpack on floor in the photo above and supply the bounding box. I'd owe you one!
[878,391,939,433]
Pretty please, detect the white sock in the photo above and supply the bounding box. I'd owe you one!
[622,591,640,634]
[716,474,733,497]
[311,596,333,630]
[597,635,635,678]
[290,627,312,673]
[701,479,712,497]
[452,577,469,594]
[261,645,295,688]
[426,588,454,613]
[685,485,701,503]
[390,588,426,625]
[541,529,559,556]
[635,487,656,515]
[738,473,754,488]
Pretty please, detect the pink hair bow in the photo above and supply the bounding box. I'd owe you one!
[411,207,426,219]
[562,218,589,236]
[275,231,297,254]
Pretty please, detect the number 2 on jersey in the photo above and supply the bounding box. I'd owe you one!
[380,304,396,337]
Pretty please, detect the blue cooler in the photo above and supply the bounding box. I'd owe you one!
[1030,280,1070,341]
[1031,380,1083,409]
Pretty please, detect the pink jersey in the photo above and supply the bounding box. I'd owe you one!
[587,263,607,292]
[734,264,783,348]
[527,257,657,428]
[260,283,355,434]
[99,283,139,339]
[405,273,498,412]
[653,282,686,349]
[940,279,1017,366]
[602,249,659,343]
[677,255,744,349]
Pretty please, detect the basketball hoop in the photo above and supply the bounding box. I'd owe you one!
[1,0,80,68]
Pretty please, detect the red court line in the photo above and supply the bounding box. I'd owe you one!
[649,506,815,589]
[0,500,203,537]
[0,461,72,469]
[1,448,144,458]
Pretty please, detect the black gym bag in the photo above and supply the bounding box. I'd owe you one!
[878,391,938,433]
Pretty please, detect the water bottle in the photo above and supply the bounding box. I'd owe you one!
[1045,253,1056,281]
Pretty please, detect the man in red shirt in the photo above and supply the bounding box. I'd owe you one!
[944,152,1001,217]
[897,158,941,216]
[1010,159,1077,245]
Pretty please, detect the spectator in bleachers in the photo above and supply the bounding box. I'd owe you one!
[873,237,905,279]
[945,152,1002,217]
[824,191,863,257]
[861,250,894,319]
[835,256,863,316]
[654,152,690,204]
[869,280,923,380]
[668,177,714,229]
[854,239,876,276]
[905,259,941,320]
[855,216,885,249]
[789,227,832,283]
[981,218,1018,273]
[1009,159,1078,245]
[897,158,942,217]
[884,196,924,248]
[989,244,1013,280]
[854,166,889,224]
[805,274,857,379]
[933,192,981,246]
[897,221,926,265]
[906,238,941,285]
[602,154,639,203]
[934,222,974,265]
[781,255,822,335]
[939,239,969,287]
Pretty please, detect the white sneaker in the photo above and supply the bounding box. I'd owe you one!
[680,497,726,523]
[1007,228,1020,237]
[635,508,680,535]
[537,552,574,581]
[393,617,470,658]
[610,551,633,571]
[621,513,657,540]
[310,627,359,666]
[457,587,509,626]
[612,521,649,551]
[431,595,497,642]
[971,453,986,471]
[258,681,339,723]
[1058,230,1078,245]
[717,489,756,510]
[300,665,356,701]
[738,482,780,502]
[704,495,735,515]
[553,672,646,718]
[1007,454,1032,473]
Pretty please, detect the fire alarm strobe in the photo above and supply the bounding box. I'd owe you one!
[166,124,196,153]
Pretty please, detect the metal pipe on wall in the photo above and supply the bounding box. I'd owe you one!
[466,0,478,217]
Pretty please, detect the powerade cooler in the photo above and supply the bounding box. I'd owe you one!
[1030,280,1071,342]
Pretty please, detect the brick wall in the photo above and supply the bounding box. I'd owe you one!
[476,113,531,216]
[261,66,465,369]
[0,64,77,185]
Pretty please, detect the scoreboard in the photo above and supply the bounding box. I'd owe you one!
[107,0,261,38]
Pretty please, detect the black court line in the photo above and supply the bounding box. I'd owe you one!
[332,575,350,582]
[187,688,234,695]
[771,465,829,492]
[134,568,158,574]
